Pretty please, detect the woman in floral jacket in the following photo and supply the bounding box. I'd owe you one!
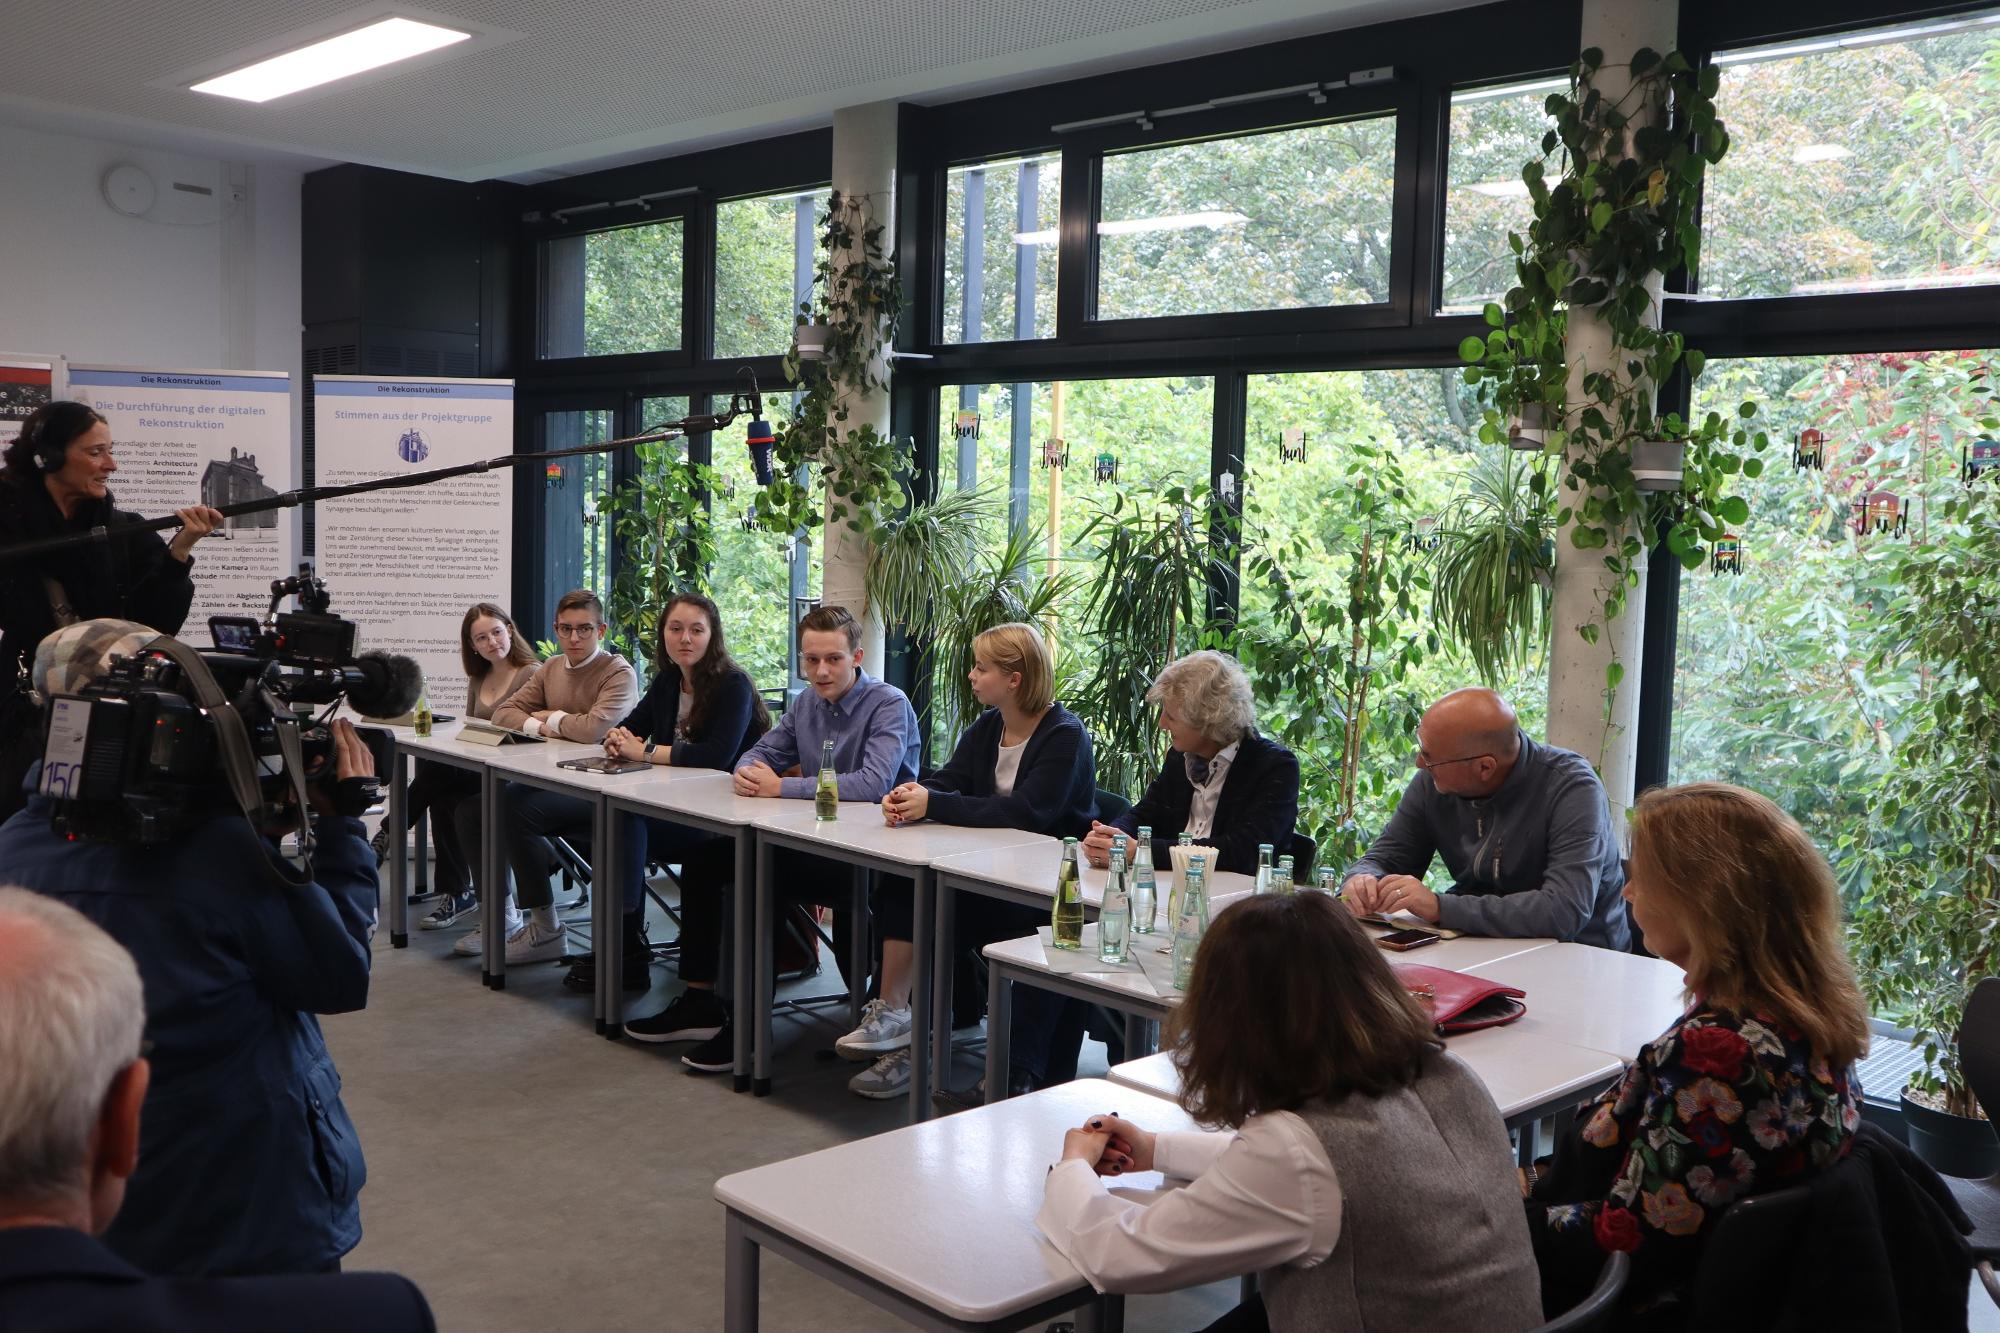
[1525,782,1869,1326]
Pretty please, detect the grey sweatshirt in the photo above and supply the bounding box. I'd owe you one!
[1343,729,1630,950]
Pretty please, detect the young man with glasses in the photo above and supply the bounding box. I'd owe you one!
[474,590,639,964]
[1338,687,1629,951]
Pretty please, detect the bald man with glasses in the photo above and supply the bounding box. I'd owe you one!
[1339,688,1630,951]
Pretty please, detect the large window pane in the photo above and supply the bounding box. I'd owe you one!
[540,220,684,358]
[1095,117,1396,321]
[942,155,1061,344]
[539,409,617,645]
[1702,14,2000,298]
[1442,79,1564,312]
[715,188,828,362]
[1672,350,1998,893]
[709,399,815,693]
[1238,370,1548,868]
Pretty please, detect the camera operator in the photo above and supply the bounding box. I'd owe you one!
[0,402,223,821]
[0,619,380,1279]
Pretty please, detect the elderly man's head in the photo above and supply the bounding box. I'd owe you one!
[1148,651,1257,759]
[1414,687,1523,798]
[0,888,150,1234]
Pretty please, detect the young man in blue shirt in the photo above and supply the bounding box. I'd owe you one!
[625,606,922,1090]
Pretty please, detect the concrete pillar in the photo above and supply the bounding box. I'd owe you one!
[822,101,898,667]
[1545,0,1677,819]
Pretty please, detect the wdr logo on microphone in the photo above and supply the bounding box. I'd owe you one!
[396,428,430,463]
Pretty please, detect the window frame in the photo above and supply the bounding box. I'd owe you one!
[529,203,703,372]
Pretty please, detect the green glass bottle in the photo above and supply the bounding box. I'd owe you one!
[412,691,432,738]
[1051,837,1084,950]
[814,738,838,821]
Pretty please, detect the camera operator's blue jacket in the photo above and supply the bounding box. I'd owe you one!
[0,789,376,1277]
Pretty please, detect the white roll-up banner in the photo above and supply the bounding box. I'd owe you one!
[0,355,64,447]
[312,376,514,708]
[68,364,293,633]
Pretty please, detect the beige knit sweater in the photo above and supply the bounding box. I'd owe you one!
[490,650,637,742]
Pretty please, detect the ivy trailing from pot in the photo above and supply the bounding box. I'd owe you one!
[1460,45,1768,675]
[749,188,910,544]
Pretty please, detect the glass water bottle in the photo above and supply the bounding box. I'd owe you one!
[1171,854,1210,989]
[814,738,839,821]
[1098,842,1130,964]
[1051,837,1085,949]
[1130,827,1158,935]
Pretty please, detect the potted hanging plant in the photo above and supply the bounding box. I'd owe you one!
[1849,469,2000,1176]
[1459,46,1767,676]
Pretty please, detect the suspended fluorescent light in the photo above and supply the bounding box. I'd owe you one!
[191,17,470,103]
[1465,180,1532,198]
[1096,210,1249,236]
[1791,143,1852,164]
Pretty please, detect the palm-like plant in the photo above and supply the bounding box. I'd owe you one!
[1427,449,1554,684]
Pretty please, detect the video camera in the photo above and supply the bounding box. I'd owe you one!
[37,563,422,875]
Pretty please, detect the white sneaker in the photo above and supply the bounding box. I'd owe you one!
[452,905,523,957]
[848,1048,912,1099]
[835,998,912,1060]
[504,919,568,965]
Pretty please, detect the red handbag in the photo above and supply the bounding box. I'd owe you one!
[1392,962,1527,1035]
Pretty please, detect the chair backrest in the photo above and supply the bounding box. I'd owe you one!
[1959,976,2000,1122]
[1687,1180,1815,1321]
[1095,787,1132,824]
[1530,1250,1630,1333]
[1288,832,1317,883]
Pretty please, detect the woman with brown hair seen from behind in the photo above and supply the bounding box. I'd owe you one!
[390,602,539,930]
[1037,891,1541,1333]
[1526,782,1869,1327]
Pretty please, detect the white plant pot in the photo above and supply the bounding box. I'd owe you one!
[793,322,831,362]
[1631,439,1684,491]
[1508,403,1553,452]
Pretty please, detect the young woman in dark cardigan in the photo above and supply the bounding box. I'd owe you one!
[555,593,768,997]
[822,622,1098,1100]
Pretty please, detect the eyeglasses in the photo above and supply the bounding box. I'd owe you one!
[1413,747,1490,772]
[553,623,599,638]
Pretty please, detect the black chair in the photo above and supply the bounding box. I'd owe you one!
[1095,787,1132,824]
[1288,832,1316,884]
[1686,1179,1814,1320]
[1527,1251,1629,1333]
[1948,976,2000,1307]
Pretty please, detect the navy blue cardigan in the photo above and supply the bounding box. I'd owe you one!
[1110,730,1300,875]
[618,665,767,770]
[922,704,1098,839]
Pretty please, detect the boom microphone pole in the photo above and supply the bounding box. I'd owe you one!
[0,387,765,567]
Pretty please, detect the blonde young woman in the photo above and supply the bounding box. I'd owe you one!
[1525,782,1869,1326]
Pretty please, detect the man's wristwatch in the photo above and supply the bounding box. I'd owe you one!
[643,738,658,760]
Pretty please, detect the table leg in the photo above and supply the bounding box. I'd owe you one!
[849,868,868,1031]
[985,963,1011,1104]
[930,876,954,1106]
[724,1211,760,1333]
[908,867,932,1124]
[1074,1294,1122,1333]
[1122,1012,1146,1064]
[732,830,753,1092]
[482,771,504,990]
[386,746,408,947]
[413,809,429,899]
[754,835,774,1097]
[597,796,621,1038]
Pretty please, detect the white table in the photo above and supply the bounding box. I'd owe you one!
[750,806,1050,1121]
[1462,943,1688,1061]
[714,1078,1197,1332]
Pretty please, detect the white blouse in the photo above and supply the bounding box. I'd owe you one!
[993,737,1027,797]
[1035,1112,1342,1294]
[1183,740,1240,840]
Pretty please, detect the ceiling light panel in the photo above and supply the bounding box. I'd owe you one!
[193,18,470,103]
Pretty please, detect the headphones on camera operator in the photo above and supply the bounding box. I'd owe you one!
[34,566,422,886]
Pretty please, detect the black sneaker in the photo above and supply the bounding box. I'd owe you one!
[370,826,392,867]
[681,1025,734,1073]
[561,951,653,994]
[623,988,727,1044]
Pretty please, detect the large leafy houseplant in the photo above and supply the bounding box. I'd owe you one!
[1849,470,2000,1120]
[1073,480,1230,793]
[1237,442,1432,868]
[750,189,908,547]
[1460,47,1767,690]
[1427,449,1555,684]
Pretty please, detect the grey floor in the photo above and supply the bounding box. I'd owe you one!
[326,888,1236,1332]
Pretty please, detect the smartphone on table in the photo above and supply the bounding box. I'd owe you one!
[1377,928,1440,952]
